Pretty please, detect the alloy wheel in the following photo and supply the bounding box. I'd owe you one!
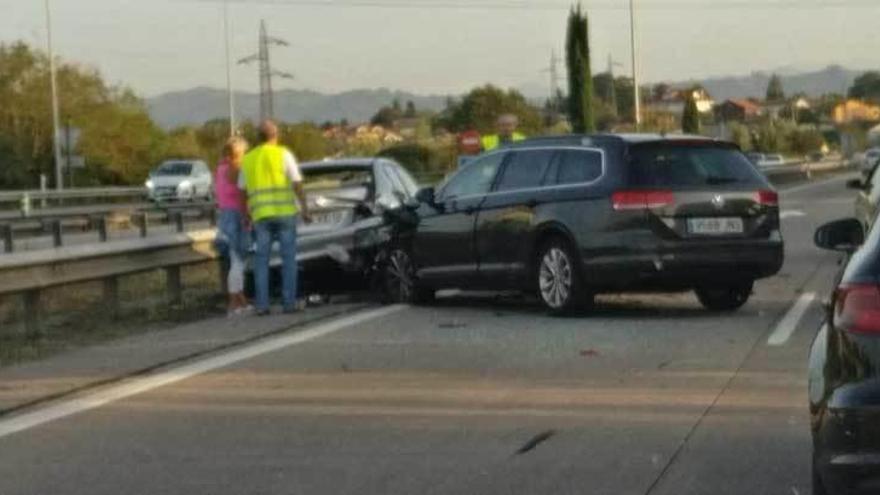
[539,247,573,309]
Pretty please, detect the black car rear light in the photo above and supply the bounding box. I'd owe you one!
[755,189,779,207]
[835,284,880,335]
[612,190,675,211]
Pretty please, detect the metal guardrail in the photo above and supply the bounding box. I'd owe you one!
[0,187,149,217]
[0,229,219,335]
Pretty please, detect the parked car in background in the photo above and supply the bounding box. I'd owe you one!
[810,217,878,495]
[746,152,764,165]
[244,158,420,298]
[146,159,213,202]
[386,134,784,314]
[861,148,880,176]
[757,154,786,168]
[847,159,880,231]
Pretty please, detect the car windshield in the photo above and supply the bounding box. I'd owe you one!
[629,144,766,187]
[302,167,372,202]
[153,162,193,176]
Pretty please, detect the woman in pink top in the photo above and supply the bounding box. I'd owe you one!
[215,137,251,315]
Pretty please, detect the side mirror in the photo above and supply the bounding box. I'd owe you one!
[847,179,865,190]
[815,218,865,252]
[415,187,436,205]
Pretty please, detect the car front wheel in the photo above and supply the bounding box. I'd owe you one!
[382,248,434,305]
[695,282,753,311]
[536,239,589,315]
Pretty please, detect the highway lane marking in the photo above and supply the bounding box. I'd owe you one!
[780,173,855,195]
[780,210,806,219]
[0,304,407,440]
[767,292,817,346]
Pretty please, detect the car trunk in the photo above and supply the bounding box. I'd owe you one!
[625,141,779,241]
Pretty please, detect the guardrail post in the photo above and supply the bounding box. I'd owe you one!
[165,266,182,306]
[174,211,184,233]
[95,216,108,242]
[52,220,63,248]
[23,290,42,338]
[138,212,148,238]
[21,193,31,218]
[103,277,119,318]
[208,207,217,227]
[2,224,12,254]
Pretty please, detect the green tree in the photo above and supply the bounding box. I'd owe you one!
[0,41,166,186]
[728,122,752,151]
[279,123,329,161]
[681,92,701,134]
[565,4,595,133]
[405,100,417,118]
[370,105,401,127]
[436,85,542,135]
[766,74,785,102]
[849,72,880,102]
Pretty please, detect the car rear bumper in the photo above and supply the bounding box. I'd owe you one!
[582,239,784,290]
[815,406,880,495]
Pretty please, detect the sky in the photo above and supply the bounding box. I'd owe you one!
[1,0,878,98]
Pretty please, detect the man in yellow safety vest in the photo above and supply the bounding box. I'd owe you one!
[481,113,526,152]
[239,120,312,316]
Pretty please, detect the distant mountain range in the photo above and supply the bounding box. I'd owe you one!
[146,87,449,129]
[146,66,866,128]
[673,65,860,102]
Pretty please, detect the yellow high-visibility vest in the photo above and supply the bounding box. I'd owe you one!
[241,144,299,222]
[481,132,526,151]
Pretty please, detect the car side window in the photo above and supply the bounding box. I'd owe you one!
[553,149,603,185]
[494,149,554,192]
[439,152,505,200]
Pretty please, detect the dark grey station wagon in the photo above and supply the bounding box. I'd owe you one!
[384,134,785,314]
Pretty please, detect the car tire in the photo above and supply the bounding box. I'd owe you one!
[695,282,753,311]
[535,238,590,315]
[382,248,434,305]
[812,454,828,495]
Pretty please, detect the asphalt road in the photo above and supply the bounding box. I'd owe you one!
[0,175,856,495]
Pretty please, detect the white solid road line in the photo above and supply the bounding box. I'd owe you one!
[0,305,407,440]
[767,292,817,346]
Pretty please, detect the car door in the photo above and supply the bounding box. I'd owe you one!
[412,152,506,287]
[474,148,555,288]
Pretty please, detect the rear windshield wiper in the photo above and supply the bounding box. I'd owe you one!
[704,176,740,185]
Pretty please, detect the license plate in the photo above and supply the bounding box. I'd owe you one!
[312,210,346,225]
[687,217,744,235]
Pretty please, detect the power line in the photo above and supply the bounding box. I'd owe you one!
[188,0,880,10]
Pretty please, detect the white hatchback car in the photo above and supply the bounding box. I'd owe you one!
[145,160,213,202]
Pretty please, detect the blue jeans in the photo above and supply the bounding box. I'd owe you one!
[253,216,298,311]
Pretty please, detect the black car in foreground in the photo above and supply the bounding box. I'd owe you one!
[811,217,880,495]
[244,157,420,297]
[384,134,785,313]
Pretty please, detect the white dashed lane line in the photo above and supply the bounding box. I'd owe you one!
[767,292,817,346]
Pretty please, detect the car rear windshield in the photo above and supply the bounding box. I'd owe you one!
[302,167,373,201]
[628,143,765,188]
[154,162,193,176]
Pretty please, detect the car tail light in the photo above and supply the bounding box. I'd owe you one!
[612,190,675,211]
[755,189,779,207]
[835,284,880,335]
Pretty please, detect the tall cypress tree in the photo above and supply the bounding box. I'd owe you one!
[681,91,701,134]
[565,4,595,133]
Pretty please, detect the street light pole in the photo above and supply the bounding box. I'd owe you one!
[223,0,236,136]
[44,0,64,190]
[629,0,641,129]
